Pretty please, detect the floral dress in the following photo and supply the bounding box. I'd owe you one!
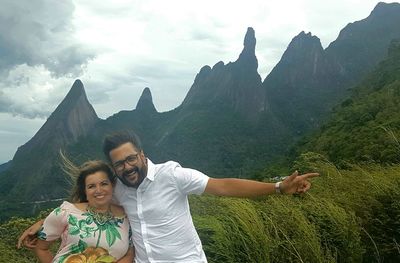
[37,201,132,263]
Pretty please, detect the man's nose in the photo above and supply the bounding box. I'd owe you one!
[124,161,135,170]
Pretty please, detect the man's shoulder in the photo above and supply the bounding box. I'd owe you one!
[153,160,181,175]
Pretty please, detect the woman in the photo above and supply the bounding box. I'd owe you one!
[33,159,134,263]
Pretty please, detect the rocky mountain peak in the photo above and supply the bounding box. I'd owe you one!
[181,28,264,119]
[370,2,400,18]
[13,80,99,159]
[280,31,323,62]
[136,87,157,113]
[236,27,258,70]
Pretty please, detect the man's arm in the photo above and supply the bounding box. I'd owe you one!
[204,171,319,197]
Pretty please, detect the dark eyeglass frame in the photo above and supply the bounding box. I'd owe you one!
[112,153,140,171]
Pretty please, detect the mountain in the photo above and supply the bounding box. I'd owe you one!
[135,87,158,113]
[0,160,11,173]
[14,79,98,159]
[264,2,400,135]
[1,3,400,220]
[0,80,99,220]
[299,39,400,165]
[182,27,265,121]
[325,2,400,84]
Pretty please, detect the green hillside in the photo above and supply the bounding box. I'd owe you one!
[300,40,400,165]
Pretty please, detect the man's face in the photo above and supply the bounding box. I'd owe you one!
[109,142,148,188]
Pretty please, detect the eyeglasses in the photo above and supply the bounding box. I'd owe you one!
[112,153,140,171]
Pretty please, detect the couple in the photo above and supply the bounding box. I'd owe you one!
[19,130,319,263]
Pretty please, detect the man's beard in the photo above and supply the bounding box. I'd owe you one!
[118,164,147,188]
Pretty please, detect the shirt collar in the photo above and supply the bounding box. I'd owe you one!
[145,158,155,182]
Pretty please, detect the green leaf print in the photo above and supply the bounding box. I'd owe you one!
[68,214,78,225]
[58,239,88,262]
[69,226,80,236]
[105,228,115,247]
[105,223,123,247]
[86,215,94,224]
[72,239,87,254]
[54,206,62,216]
[37,226,47,240]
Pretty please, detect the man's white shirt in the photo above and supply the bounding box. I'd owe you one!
[113,159,209,263]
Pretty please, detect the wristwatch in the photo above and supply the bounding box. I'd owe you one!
[275,181,282,194]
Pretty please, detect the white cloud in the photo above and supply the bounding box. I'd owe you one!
[0,0,95,76]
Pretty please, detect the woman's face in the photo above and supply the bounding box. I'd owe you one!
[85,171,113,209]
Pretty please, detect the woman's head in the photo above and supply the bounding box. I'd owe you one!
[70,160,116,204]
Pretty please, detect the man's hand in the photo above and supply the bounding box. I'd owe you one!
[281,171,319,194]
[17,220,43,249]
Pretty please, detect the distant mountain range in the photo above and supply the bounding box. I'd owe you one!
[1,2,400,220]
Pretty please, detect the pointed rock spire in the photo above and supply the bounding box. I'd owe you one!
[136,87,157,113]
[181,27,264,119]
[14,80,99,158]
[236,27,258,70]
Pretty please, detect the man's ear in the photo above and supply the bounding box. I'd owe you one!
[140,150,146,160]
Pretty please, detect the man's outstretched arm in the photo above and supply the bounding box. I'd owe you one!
[204,171,319,197]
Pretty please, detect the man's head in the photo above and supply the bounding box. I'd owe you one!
[103,131,148,188]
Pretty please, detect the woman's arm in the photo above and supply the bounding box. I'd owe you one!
[34,239,55,263]
[17,219,44,249]
[117,247,135,263]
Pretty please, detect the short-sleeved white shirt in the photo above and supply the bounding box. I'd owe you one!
[113,159,209,263]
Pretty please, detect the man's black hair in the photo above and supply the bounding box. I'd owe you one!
[103,130,143,161]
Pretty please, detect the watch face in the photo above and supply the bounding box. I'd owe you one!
[275,182,282,194]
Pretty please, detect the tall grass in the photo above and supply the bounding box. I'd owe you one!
[192,153,400,262]
[2,153,400,262]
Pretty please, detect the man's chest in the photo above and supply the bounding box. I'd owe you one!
[119,181,188,224]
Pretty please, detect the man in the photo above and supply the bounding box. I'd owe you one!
[19,130,319,262]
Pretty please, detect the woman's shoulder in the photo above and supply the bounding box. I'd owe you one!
[110,204,126,218]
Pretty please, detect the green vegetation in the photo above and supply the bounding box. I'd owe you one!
[300,40,400,166]
[3,154,400,262]
[2,16,400,263]
[192,154,400,262]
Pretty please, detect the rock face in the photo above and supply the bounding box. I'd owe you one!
[264,31,333,132]
[2,80,99,205]
[325,2,400,84]
[264,2,400,134]
[135,87,157,113]
[14,80,99,160]
[182,27,265,120]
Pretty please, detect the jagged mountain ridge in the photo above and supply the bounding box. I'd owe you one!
[265,2,400,134]
[182,27,265,120]
[1,2,400,220]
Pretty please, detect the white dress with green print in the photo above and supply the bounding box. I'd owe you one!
[37,201,132,263]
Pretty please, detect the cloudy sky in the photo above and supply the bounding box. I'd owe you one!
[0,0,390,163]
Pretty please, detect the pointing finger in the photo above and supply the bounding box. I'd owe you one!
[301,172,319,180]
